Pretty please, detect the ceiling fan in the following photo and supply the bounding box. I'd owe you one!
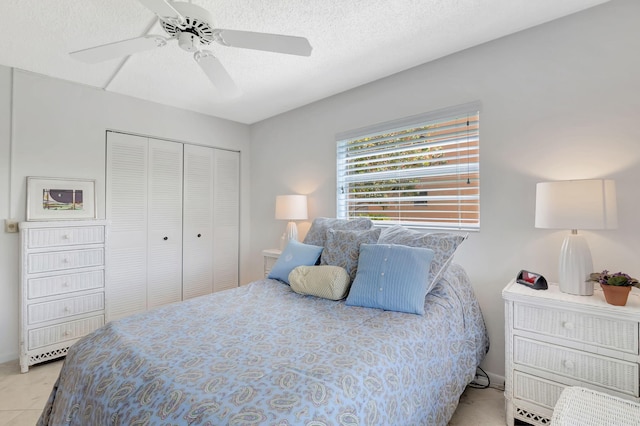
[69,0,312,97]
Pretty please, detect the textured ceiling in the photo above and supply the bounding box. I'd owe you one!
[0,0,608,124]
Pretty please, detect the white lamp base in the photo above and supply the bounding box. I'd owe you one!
[558,232,594,296]
[284,221,298,242]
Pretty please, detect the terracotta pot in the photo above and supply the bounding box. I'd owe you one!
[600,283,632,306]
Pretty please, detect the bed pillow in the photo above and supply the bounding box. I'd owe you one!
[346,244,435,315]
[320,227,381,283]
[289,265,351,300]
[378,225,466,291]
[268,240,323,284]
[302,217,373,247]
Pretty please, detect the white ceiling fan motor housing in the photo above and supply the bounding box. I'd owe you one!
[160,2,215,52]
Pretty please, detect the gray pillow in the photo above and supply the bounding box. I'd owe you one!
[303,217,373,247]
[377,225,467,291]
[320,228,381,283]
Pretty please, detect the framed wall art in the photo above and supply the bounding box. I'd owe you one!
[26,177,97,221]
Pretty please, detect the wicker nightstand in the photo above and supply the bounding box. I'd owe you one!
[552,386,640,425]
[503,279,640,426]
[262,249,281,278]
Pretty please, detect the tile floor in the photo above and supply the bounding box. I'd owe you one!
[0,360,61,426]
[0,359,507,426]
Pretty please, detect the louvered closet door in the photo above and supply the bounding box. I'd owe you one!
[106,132,148,320]
[147,140,183,308]
[213,149,240,292]
[182,144,214,300]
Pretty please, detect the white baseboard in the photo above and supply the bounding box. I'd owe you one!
[487,371,505,391]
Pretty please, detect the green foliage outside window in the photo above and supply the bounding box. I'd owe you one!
[344,125,447,202]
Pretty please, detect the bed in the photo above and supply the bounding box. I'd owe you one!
[39,220,488,426]
[38,262,487,426]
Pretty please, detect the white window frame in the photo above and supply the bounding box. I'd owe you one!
[336,101,480,231]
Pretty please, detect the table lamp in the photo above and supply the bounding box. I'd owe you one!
[535,179,617,295]
[275,194,308,244]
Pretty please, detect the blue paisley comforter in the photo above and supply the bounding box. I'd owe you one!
[39,263,488,426]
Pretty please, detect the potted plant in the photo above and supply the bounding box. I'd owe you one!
[589,270,639,306]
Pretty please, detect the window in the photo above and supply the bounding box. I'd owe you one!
[336,102,480,231]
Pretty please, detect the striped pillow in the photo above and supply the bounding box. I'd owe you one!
[345,244,435,315]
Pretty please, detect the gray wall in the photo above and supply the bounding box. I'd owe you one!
[249,0,640,380]
[0,69,251,363]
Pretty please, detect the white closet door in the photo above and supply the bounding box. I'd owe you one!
[147,140,183,308]
[106,132,148,320]
[213,149,240,292]
[182,144,214,300]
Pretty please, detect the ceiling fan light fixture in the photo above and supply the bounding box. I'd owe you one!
[178,32,200,52]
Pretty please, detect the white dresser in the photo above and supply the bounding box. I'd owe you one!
[503,280,640,426]
[19,220,107,373]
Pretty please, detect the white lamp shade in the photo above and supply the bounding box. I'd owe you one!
[535,179,617,230]
[275,195,308,221]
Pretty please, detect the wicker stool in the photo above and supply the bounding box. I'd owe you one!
[551,387,640,426]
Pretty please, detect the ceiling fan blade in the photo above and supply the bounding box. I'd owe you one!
[194,51,240,98]
[137,0,184,22]
[70,36,167,63]
[215,29,312,56]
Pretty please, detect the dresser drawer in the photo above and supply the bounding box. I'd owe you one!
[513,370,566,410]
[28,248,104,274]
[28,292,104,325]
[514,336,639,396]
[28,315,104,350]
[27,270,104,299]
[27,226,105,248]
[514,303,639,355]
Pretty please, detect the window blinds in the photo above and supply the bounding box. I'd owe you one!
[336,102,480,231]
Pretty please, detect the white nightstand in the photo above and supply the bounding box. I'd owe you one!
[503,279,640,426]
[262,249,281,278]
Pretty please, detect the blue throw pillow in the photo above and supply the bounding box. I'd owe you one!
[268,240,323,284]
[346,244,435,315]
